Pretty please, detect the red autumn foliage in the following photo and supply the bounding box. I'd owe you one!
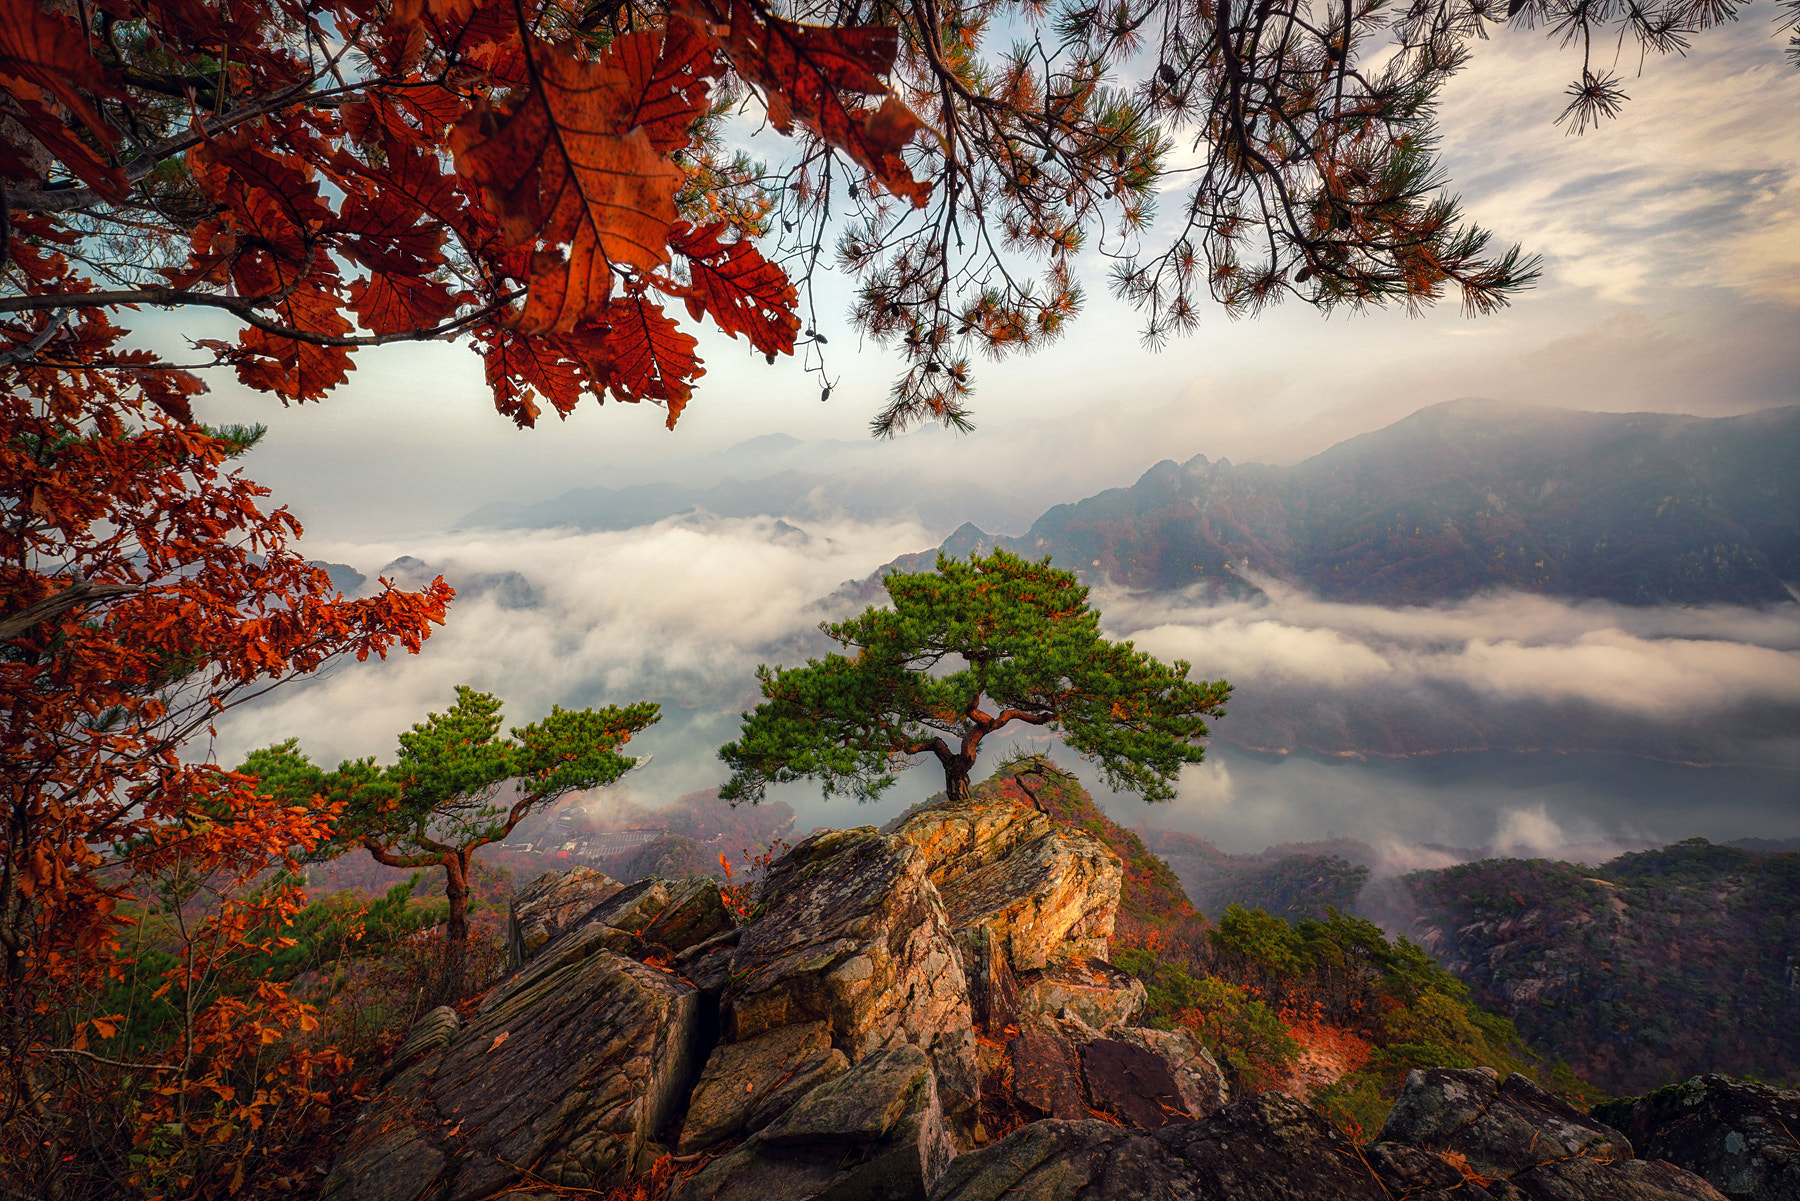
[0,0,928,426]
[1,0,929,1192]
[0,305,453,1191]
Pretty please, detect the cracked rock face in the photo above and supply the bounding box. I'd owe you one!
[1379,1067,1633,1181]
[1015,954,1147,1031]
[978,1017,1225,1138]
[892,795,1122,971]
[382,1005,459,1085]
[508,865,623,967]
[1593,1075,1800,1201]
[1376,1068,1729,1201]
[674,1044,956,1201]
[723,827,973,1063]
[933,1093,1396,1201]
[678,1020,849,1153]
[324,950,700,1201]
[1107,1026,1229,1119]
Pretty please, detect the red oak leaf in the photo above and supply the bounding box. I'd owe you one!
[668,221,799,358]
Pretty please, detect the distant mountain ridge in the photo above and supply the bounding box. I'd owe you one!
[888,401,1800,605]
[451,427,1046,535]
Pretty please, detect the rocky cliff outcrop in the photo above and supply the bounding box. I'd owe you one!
[325,791,1762,1201]
[1593,1076,1800,1201]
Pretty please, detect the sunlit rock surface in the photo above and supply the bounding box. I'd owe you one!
[892,793,1122,970]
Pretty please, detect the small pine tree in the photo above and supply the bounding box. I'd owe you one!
[242,687,658,986]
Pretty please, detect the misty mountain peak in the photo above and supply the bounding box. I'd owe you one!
[897,403,1800,606]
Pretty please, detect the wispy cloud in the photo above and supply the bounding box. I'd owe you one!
[208,517,1800,856]
[1434,17,1800,306]
[208,515,932,774]
[1105,576,1800,746]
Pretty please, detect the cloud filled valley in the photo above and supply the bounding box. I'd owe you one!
[208,511,1800,858]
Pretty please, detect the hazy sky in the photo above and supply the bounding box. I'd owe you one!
[171,14,1800,542]
[171,15,1800,853]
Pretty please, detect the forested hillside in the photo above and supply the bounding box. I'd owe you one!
[1378,838,1800,1094]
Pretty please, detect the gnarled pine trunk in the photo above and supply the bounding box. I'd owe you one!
[441,851,471,998]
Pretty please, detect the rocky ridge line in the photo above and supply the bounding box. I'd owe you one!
[320,789,1794,1201]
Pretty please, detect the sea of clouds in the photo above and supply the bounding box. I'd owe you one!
[203,514,1800,859]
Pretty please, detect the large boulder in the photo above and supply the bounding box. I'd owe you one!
[892,795,1122,971]
[978,1017,1223,1137]
[324,950,700,1201]
[479,918,646,1015]
[931,1092,1395,1201]
[1015,954,1146,1031]
[1078,1038,1188,1130]
[678,1020,850,1153]
[1593,1075,1800,1201]
[1511,1155,1735,1200]
[1108,1026,1229,1119]
[1379,1067,1633,1182]
[723,828,973,1068]
[1377,1068,1728,1200]
[674,1044,955,1201]
[508,865,623,967]
[639,875,737,954]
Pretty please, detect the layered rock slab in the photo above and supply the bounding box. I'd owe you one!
[1015,955,1146,1031]
[724,827,972,1064]
[679,1020,849,1153]
[675,1044,955,1201]
[1379,1067,1632,1182]
[382,1004,459,1085]
[508,866,623,967]
[1378,1067,1728,1201]
[324,950,699,1201]
[892,795,1122,971]
[931,1092,1393,1201]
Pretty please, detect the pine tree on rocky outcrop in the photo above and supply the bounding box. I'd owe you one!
[719,549,1230,805]
[242,687,658,987]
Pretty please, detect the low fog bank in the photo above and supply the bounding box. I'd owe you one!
[1104,742,1800,858]
[207,515,1800,862]
[1100,577,1800,768]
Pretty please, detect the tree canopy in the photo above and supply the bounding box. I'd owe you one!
[0,412,452,1191]
[719,548,1231,804]
[5,0,1787,433]
[242,686,660,962]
